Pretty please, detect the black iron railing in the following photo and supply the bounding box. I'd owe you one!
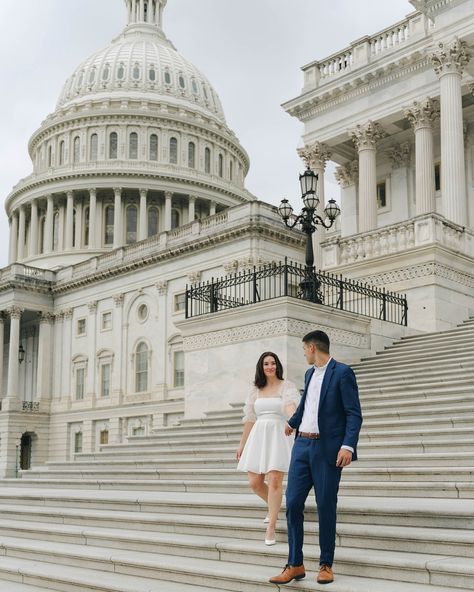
[186,259,408,326]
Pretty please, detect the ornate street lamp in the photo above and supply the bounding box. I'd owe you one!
[278,167,341,302]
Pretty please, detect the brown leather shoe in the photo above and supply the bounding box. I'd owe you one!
[269,564,306,584]
[317,564,334,584]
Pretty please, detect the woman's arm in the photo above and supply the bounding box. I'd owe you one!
[236,421,254,460]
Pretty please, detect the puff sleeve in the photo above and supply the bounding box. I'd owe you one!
[242,386,259,423]
[282,380,301,408]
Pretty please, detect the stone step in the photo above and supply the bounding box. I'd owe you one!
[356,363,474,383]
[360,385,474,405]
[395,324,474,343]
[353,349,474,370]
[0,534,473,591]
[362,338,474,358]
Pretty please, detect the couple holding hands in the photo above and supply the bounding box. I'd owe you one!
[236,330,363,585]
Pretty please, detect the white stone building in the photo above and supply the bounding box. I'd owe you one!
[284,0,474,332]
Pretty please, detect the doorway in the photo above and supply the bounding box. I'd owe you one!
[20,433,32,470]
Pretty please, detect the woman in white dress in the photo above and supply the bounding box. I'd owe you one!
[236,352,300,545]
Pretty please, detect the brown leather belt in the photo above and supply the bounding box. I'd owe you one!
[299,432,320,439]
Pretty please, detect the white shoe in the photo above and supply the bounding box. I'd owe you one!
[265,537,276,546]
[263,515,269,524]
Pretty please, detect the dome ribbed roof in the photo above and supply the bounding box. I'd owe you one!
[56,17,226,123]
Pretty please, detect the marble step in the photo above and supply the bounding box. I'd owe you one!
[353,349,474,370]
[0,535,473,591]
[5,477,474,497]
[361,339,474,359]
[356,364,474,384]
[395,324,474,342]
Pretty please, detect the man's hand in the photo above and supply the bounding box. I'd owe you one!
[285,424,294,436]
[336,448,352,468]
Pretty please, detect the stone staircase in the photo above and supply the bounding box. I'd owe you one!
[0,317,473,591]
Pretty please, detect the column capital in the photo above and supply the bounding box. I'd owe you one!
[62,308,73,319]
[88,188,97,196]
[88,301,98,314]
[38,312,55,324]
[6,306,23,320]
[66,190,74,199]
[387,142,411,169]
[404,97,440,130]
[164,191,173,200]
[334,160,359,188]
[113,293,125,307]
[349,121,386,151]
[139,188,148,198]
[113,187,122,197]
[297,141,332,170]
[188,195,197,202]
[187,270,201,284]
[155,280,168,295]
[431,38,471,77]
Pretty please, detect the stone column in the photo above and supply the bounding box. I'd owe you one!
[17,207,26,261]
[6,307,23,405]
[350,121,386,233]
[298,141,332,268]
[139,189,148,241]
[0,314,4,397]
[164,192,172,231]
[58,200,65,251]
[334,161,359,237]
[44,195,54,254]
[89,189,97,248]
[113,294,124,402]
[113,187,123,248]
[404,99,439,216]
[65,191,74,250]
[9,212,19,264]
[431,38,471,226]
[36,313,54,402]
[209,201,217,217]
[188,196,196,222]
[52,312,63,399]
[139,0,145,20]
[29,200,39,257]
[87,301,97,401]
[62,309,73,400]
[76,198,83,249]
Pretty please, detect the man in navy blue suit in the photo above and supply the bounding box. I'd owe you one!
[270,330,362,585]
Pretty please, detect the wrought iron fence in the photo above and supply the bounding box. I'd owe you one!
[186,259,407,326]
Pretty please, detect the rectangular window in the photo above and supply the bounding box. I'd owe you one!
[174,293,186,312]
[101,311,112,331]
[77,318,87,336]
[376,182,387,209]
[100,430,109,445]
[132,426,145,437]
[174,351,185,387]
[435,163,441,191]
[101,364,111,398]
[74,432,83,453]
[75,367,85,401]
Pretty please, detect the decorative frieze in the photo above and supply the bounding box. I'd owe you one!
[334,161,359,188]
[362,262,474,290]
[404,98,440,130]
[349,121,386,150]
[431,38,471,76]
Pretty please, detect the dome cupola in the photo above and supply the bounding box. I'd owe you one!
[125,0,167,28]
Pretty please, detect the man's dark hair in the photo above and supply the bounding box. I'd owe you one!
[302,330,330,354]
[254,352,284,388]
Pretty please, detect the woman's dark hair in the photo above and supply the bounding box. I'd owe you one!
[254,352,284,388]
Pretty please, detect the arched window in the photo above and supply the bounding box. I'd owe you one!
[53,212,59,251]
[129,132,138,159]
[84,207,90,247]
[171,209,180,230]
[88,68,96,84]
[149,134,158,161]
[102,64,110,81]
[48,145,53,167]
[59,141,65,165]
[90,134,98,161]
[109,132,118,159]
[188,142,195,169]
[117,63,125,80]
[149,67,156,82]
[169,137,178,164]
[164,69,171,85]
[135,341,148,393]
[73,136,81,164]
[132,64,140,80]
[126,205,138,244]
[205,147,211,173]
[39,217,45,254]
[104,205,114,245]
[218,153,224,178]
[148,206,159,237]
[178,74,186,89]
[191,78,198,95]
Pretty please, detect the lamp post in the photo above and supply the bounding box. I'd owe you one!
[278,167,341,303]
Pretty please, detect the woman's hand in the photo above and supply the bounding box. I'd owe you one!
[236,446,244,461]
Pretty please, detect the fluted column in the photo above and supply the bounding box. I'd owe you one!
[17,206,26,261]
[9,212,19,264]
[113,187,123,248]
[164,191,172,231]
[404,98,439,216]
[188,196,196,222]
[29,200,38,257]
[65,191,74,250]
[6,307,23,403]
[335,161,359,237]
[139,189,148,241]
[0,315,4,397]
[209,201,216,216]
[298,141,333,267]
[432,39,471,226]
[350,121,386,233]
[89,189,97,249]
[36,313,54,402]
[44,195,54,253]
[139,0,145,20]
[76,198,83,249]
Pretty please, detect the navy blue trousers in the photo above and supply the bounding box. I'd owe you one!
[286,436,342,567]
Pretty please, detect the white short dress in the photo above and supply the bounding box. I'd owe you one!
[237,380,300,474]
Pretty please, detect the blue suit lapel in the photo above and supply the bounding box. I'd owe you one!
[318,358,336,413]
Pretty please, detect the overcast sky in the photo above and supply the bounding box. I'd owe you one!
[0,0,414,268]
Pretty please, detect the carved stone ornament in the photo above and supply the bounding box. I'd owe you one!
[431,38,471,76]
[387,142,411,169]
[349,121,386,150]
[88,301,98,313]
[155,280,168,295]
[223,260,239,274]
[39,312,55,324]
[7,306,24,320]
[187,271,201,285]
[297,141,332,170]
[404,97,440,130]
[334,160,359,188]
[62,308,74,319]
[113,293,125,307]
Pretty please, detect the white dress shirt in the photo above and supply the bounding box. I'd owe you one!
[298,358,354,454]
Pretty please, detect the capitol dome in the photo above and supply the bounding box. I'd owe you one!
[6,0,252,270]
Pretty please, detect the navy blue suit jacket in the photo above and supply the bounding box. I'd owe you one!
[288,359,363,464]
